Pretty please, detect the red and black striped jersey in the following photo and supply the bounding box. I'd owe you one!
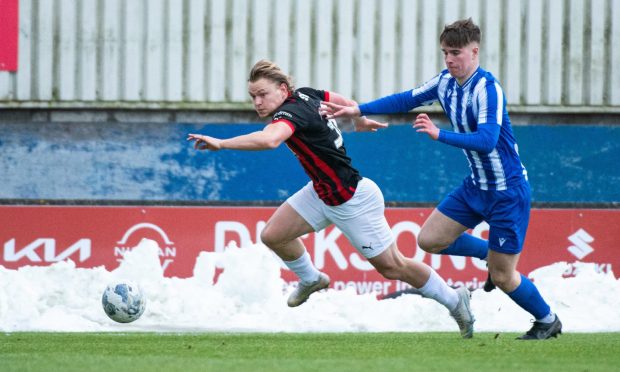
[271,87,361,206]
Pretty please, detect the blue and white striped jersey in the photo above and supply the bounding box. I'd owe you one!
[359,67,527,191]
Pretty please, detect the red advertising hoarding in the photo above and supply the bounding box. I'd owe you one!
[1,206,617,295]
[0,0,19,71]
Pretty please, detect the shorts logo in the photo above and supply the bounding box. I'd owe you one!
[498,238,506,247]
[361,243,373,250]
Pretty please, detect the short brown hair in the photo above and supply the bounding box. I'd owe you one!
[248,59,295,93]
[440,18,481,48]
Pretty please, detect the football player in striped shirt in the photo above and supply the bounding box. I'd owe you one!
[322,18,561,340]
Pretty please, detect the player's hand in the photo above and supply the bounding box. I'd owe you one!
[354,116,389,132]
[320,101,361,119]
[413,113,440,140]
[187,133,223,151]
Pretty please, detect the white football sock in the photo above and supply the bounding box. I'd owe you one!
[284,251,321,284]
[537,312,556,324]
[417,268,459,311]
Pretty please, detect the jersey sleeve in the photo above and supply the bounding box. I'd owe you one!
[359,73,442,115]
[296,86,327,101]
[476,79,503,126]
[437,124,500,153]
[272,108,297,133]
[437,77,503,153]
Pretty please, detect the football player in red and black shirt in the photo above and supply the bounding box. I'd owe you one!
[188,60,474,338]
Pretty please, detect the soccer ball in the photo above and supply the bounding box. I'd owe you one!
[101,281,146,323]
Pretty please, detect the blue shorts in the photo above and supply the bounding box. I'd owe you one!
[437,178,531,254]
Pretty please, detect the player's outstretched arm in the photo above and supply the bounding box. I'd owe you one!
[188,122,293,151]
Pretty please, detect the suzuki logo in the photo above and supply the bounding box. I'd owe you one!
[3,238,91,262]
[567,228,594,260]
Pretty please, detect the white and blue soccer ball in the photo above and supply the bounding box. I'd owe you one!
[101,281,146,323]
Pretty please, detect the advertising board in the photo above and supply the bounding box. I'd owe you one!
[1,206,616,295]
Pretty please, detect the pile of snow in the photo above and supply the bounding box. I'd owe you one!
[1,239,618,333]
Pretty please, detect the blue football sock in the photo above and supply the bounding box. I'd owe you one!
[507,274,551,320]
[439,233,488,260]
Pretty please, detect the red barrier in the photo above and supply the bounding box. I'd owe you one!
[1,206,617,295]
[0,0,19,71]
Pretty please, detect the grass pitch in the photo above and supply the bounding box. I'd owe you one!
[1,332,618,371]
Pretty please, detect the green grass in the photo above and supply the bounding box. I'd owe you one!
[1,332,619,372]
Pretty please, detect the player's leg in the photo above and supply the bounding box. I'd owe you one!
[486,182,561,339]
[329,178,474,338]
[418,209,489,258]
[487,249,561,339]
[367,244,474,338]
[418,182,493,290]
[261,201,315,261]
[261,182,331,307]
[368,242,433,287]
[330,179,456,298]
[417,182,488,260]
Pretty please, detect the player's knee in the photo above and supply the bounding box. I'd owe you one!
[489,270,515,291]
[259,226,281,250]
[417,230,444,253]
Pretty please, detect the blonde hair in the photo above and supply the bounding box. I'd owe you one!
[248,59,295,93]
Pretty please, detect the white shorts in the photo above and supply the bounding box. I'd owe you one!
[286,178,394,259]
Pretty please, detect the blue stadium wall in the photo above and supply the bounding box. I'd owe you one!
[0,122,618,204]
